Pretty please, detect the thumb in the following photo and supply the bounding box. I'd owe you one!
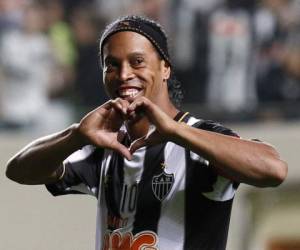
[129,136,148,154]
[129,130,163,154]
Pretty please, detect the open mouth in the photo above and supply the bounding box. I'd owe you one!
[117,87,142,99]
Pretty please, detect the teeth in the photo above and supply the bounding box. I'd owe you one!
[119,88,139,97]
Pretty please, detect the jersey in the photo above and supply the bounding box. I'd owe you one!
[46,113,239,250]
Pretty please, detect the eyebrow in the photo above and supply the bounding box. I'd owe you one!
[104,56,117,64]
[129,52,146,57]
[104,52,147,64]
[105,51,145,59]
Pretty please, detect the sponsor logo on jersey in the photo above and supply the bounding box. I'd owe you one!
[152,170,174,201]
[107,214,129,229]
[102,231,158,250]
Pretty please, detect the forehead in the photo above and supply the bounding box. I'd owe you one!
[102,31,157,58]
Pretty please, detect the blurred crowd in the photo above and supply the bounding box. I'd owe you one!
[0,0,299,133]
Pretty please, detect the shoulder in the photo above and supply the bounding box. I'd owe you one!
[186,116,239,137]
[66,145,104,164]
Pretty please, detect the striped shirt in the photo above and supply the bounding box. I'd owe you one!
[46,113,239,250]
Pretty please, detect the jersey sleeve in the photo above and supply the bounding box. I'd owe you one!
[189,119,240,201]
[193,119,239,138]
[45,145,104,198]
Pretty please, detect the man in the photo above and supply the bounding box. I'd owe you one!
[6,15,287,250]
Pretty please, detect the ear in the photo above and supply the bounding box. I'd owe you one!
[161,60,171,81]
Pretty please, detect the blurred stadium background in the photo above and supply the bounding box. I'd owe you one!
[0,0,299,249]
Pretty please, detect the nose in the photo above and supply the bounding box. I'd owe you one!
[119,62,134,81]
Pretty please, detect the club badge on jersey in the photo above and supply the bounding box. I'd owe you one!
[152,170,174,201]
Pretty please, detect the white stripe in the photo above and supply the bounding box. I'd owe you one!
[202,175,236,201]
[63,145,98,196]
[123,147,146,183]
[95,147,147,249]
[66,183,97,196]
[96,149,113,250]
[186,116,202,126]
[157,142,186,250]
[121,147,146,229]
[65,145,96,163]
[186,116,236,201]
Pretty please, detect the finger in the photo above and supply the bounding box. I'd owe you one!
[146,130,164,146]
[110,100,124,114]
[130,129,163,153]
[116,98,130,114]
[90,98,129,117]
[127,98,163,125]
[127,98,149,121]
[111,98,129,115]
[84,100,117,120]
[111,141,132,161]
[97,100,115,111]
[127,109,144,122]
[127,97,149,113]
[79,102,110,120]
[129,136,147,154]
[117,130,126,143]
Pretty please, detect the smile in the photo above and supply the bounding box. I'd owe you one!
[117,87,142,98]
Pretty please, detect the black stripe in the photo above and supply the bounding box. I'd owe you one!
[184,149,234,250]
[192,119,239,137]
[173,111,191,123]
[105,152,124,220]
[46,147,104,197]
[132,143,166,234]
[173,111,185,121]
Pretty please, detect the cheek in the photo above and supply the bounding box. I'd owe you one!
[145,67,161,83]
[144,75,163,97]
[103,75,115,98]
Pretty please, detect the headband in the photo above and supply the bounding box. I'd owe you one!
[99,17,171,67]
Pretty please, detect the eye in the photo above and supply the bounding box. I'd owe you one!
[131,56,145,67]
[104,60,118,73]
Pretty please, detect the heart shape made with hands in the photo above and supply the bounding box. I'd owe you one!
[108,99,170,159]
[98,106,165,161]
[81,98,175,161]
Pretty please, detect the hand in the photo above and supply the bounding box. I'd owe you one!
[127,97,177,153]
[77,98,132,160]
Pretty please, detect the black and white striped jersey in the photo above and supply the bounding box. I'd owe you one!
[46,113,239,250]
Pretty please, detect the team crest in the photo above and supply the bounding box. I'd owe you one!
[152,171,174,201]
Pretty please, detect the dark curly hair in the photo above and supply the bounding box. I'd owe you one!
[99,15,183,107]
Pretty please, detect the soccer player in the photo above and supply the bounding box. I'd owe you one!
[6,15,288,250]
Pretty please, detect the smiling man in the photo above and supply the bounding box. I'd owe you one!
[6,15,287,250]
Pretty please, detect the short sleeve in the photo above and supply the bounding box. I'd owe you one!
[45,145,104,198]
[192,120,239,138]
[189,119,240,201]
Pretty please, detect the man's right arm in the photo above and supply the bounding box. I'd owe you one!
[5,123,85,185]
[5,98,132,185]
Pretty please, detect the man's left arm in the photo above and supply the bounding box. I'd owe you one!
[170,121,287,187]
[127,97,288,188]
